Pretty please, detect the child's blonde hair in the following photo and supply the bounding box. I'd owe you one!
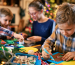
[56,3,75,25]
[0,8,13,18]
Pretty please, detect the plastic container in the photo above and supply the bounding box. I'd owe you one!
[10,53,41,65]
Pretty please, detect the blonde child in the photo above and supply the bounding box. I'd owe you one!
[0,8,24,41]
[42,3,75,61]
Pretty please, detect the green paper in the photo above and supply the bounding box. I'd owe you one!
[4,40,14,44]
[13,38,18,41]
[0,46,8,51]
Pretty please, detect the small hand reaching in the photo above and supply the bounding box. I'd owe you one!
[27,36,42,42]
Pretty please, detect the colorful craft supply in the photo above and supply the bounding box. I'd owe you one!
[13,38,18,41]
[4,40,14,44]
[41,52,64,64]
[19,40,24,44]
[61,61,75,65]
[10,53,41,65]
[0,46,8,51]
[1,40,6,44]
[16,44,24,48]
[19,47,38,53]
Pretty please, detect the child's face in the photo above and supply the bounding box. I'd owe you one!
[28,7,42,21]
[0,16,12,28]
[58,22,75,37]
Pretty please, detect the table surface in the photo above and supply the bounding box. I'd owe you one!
[24,40,41,51]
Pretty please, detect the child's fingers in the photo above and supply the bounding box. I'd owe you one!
[73,57,75,60]
[42,51,50,59]
[62,53,69,59]
[66,56,73,61]
[62,54,69,60]
[62,53,73,61]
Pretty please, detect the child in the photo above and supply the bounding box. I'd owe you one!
[0,8,15,39]
[26,1,55,45]
[0,8,24,41]
[42,3,75,61]
[0,8,13,29]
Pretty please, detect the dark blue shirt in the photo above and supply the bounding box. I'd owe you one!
[31,19,54,45]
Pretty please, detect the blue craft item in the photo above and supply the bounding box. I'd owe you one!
[21,33,22,35]
[43,48,54,61]
[15,41,19,44]
[10,53,41,65]
[41,52,64,64]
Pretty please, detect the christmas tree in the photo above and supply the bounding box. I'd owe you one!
[44,0,58,21]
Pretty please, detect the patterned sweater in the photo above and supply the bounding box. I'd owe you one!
[43,25,75,53]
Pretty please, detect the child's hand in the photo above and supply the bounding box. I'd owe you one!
[62,52,75,61]
[42,50,52,60]
[20,33,28,39]
[27,36,42,42]
[14,33,24,42]
[18,35,24,42]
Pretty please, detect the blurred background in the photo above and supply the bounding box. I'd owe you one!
[0,0,75,33]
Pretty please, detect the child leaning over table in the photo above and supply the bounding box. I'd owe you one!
[0,8,14,39]
[0,8,24,42]
[42,3,75,61]
[0,26,24,42]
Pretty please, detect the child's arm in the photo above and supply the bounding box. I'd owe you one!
[42,26,57,50]
[0,26,24,41]
[42,25,58,60]
[0,35,12,40]
[42,35,55,60]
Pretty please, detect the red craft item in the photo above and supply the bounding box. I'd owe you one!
[1,40,6,44]
[34,52,49,65]
[41,60,49,65]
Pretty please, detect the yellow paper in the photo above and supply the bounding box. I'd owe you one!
[61,61,75,65]
[55,64,63,65]
[19,47,38,53]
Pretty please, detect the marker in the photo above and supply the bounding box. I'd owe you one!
[43,48,54,61]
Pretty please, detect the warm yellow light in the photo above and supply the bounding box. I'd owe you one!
[1,61,5,64]
[2,46,3,49]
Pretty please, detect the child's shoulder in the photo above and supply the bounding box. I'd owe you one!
[55,25,58,30]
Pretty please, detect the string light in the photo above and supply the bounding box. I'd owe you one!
[50,13,52,15]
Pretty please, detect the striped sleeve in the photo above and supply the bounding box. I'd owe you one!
[0,26,14,37]
[42,25,58,50]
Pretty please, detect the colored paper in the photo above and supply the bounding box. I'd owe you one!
[4,40,14,44]
[19,47,38,53]
[61,61,75,65]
